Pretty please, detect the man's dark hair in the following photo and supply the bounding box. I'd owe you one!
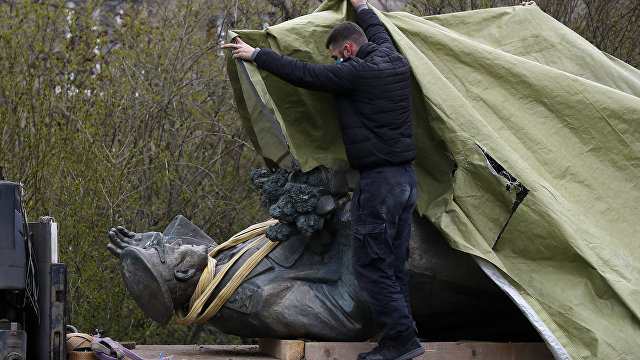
[325,21,367,49]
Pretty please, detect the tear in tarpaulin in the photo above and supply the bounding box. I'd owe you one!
[475,144,529,248]
[447,152,458,179]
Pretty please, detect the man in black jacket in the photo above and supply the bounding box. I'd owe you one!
[223,1,422,359]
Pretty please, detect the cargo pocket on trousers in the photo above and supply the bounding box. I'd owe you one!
[353,223,387,266]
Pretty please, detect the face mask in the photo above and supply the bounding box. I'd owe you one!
[333,42,353,65]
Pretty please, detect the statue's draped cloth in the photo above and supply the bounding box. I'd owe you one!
[226,1,640,359]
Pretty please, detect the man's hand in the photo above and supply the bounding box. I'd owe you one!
[350,0,366,7]
[519,1,535,5]
[221,37,255,61]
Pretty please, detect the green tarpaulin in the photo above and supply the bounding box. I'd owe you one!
[225,1,640,359]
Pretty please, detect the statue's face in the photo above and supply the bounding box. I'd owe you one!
[119,242,210,324]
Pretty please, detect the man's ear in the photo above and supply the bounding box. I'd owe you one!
[174,267,196,281]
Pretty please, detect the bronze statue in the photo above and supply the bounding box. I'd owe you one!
[108,167,540,341]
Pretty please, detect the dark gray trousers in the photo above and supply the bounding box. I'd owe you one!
[351,163,418,340]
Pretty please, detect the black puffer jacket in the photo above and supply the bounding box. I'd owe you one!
[254,8,416,170]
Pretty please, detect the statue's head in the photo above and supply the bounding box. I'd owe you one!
[118,239,210,324]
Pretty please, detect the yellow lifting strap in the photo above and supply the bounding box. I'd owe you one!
[176,219,279,326]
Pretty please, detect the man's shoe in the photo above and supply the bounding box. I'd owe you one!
[357,338,389,360]
[357,336,424,360]
[357,347,378,360]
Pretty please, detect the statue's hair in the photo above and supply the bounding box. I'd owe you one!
[325,21,367,49]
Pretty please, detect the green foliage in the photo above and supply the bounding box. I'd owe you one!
[404,0,639,68]
[0,0,319,345]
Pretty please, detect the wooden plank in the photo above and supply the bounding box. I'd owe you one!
[304,342,554,360]
[131,341,554,360]
[422,342,554,360]
[258,339,305,360]
[305,342,375,360]
[133,344,275,360]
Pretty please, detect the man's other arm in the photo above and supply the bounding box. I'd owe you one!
[254,48,357,94]
[222,37,357,94]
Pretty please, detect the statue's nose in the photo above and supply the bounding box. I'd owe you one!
[174,267,197,281]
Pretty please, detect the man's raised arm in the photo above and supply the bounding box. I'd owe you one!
[352,1,395,50]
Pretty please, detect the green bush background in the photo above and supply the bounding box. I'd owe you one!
[0,0,636,345]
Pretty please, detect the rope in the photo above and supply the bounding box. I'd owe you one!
[66,332,93,354]
[176,219,279,326]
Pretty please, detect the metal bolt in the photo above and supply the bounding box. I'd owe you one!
[5,352,24,360]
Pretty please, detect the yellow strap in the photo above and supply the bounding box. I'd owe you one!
[187,218,278,310]
[176,219,279,326]
[207,218,278,257]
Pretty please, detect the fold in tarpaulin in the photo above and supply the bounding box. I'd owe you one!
[225,1,640,359]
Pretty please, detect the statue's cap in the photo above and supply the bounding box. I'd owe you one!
[119,247,174,324]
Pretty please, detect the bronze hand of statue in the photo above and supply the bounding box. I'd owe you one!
[107,226,163,258]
